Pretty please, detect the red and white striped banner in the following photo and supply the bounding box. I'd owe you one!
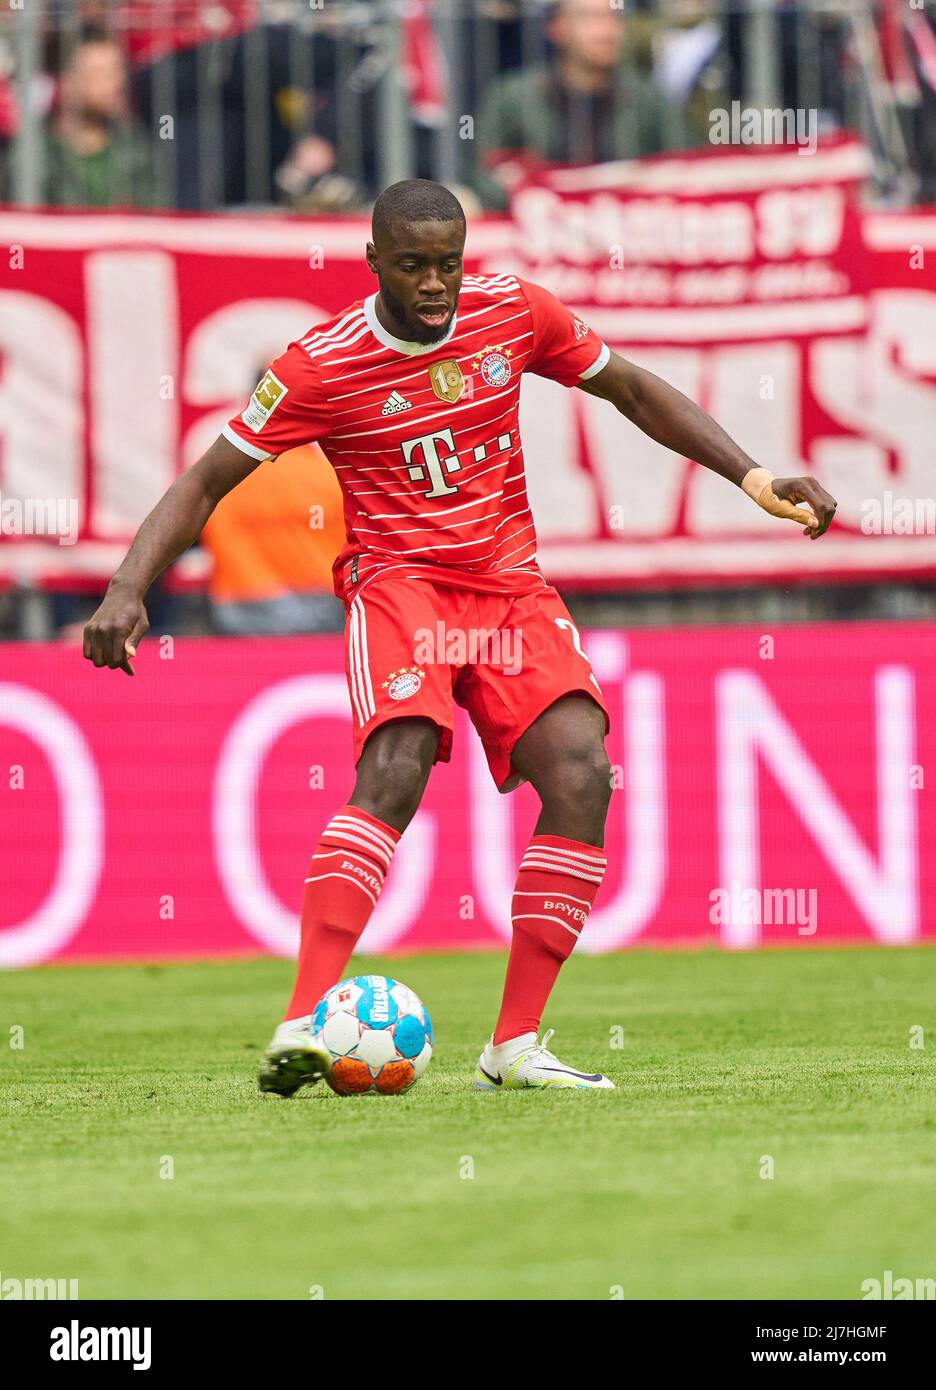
[506,139,936,586]
[1,142,935,589]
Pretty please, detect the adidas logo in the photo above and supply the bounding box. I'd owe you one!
[381,390,412,416]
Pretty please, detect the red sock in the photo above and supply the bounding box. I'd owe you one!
[282,804,400,1021]
[493,834,607,1045]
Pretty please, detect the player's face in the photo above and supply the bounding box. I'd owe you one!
[368,219,464,345]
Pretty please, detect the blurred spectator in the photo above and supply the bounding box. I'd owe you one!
[127,2,350,210]
[274,132,363,214]
[474,0,685,209]
[0,35,18,202]
[629,5,728,150]
[42,29,155,208]
[118,0,257,67]
[879,0,936,202]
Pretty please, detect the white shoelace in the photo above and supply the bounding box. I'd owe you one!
[525,1028,559,1066]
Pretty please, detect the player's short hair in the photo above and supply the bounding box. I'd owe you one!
[372,180,466,244]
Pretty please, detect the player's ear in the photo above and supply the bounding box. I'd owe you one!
[365,242,378,274]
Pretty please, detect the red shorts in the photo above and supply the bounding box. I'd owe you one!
[343,575,609,791]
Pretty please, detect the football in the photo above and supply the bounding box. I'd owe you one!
[312,974,433,1095]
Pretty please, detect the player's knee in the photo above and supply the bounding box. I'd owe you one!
[542,743,612,819]
[353,757,427,827]
[575,745,613,815]
[352,719,438,828]
[373,756,429,825]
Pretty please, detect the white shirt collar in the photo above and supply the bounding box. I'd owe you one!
[364,293,458,356]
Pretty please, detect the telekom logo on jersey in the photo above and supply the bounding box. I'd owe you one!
[0,627,928,967]
[400,428,461,500]
[400,427,515,500]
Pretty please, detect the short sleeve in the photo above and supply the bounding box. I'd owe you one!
[520,278,610,387]
[222,342,331,461]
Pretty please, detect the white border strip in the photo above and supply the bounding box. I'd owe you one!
[864,213,936,251]
[0,210,516,257]
[541,143,869,195]
[578,297,867,341]
[538,536,936,579]
[3,535,933,587]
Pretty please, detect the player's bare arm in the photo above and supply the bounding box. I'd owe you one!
[577,348,837,538]
[83,434,262,675]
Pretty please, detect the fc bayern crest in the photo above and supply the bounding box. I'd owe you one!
[470,343,514,391]
[479,351,511,389]
[383,667,424,701]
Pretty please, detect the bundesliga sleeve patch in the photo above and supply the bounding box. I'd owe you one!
[242,370,288,433]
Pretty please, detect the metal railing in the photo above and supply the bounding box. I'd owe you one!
[0,1,927,214]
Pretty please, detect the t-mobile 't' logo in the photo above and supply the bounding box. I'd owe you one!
[401,428,462,499]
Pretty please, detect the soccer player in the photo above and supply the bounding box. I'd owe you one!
[83,180,837,1093]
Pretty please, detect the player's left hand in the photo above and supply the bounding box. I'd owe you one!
[767,476,837,538]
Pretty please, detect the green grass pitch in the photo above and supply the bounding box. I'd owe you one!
[2,947,935,1301]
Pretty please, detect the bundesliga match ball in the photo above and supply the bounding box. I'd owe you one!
[312,974,433,1095]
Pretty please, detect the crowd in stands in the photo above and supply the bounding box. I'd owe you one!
[5,1,933,215]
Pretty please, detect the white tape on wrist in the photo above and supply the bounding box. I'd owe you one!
[741,467,817,529]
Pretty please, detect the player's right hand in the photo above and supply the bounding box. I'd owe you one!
[83,587,149,676]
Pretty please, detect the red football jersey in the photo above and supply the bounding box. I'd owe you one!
[223,274,609,600]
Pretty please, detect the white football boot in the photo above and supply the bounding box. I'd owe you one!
[472,1029,614,1090]
[258,1017,331,1098]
